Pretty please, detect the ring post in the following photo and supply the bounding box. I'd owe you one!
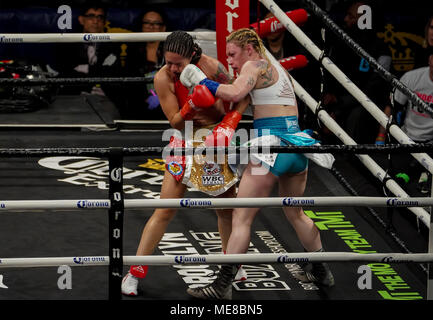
[108,147,124,300]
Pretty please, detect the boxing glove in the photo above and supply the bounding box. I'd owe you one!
[279,55,308,71]
[250,9,308,38]
[180,84,216,120]
[205,110,242,147]
[180,64,220,95]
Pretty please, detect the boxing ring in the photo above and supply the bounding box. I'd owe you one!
[1,0,433,303]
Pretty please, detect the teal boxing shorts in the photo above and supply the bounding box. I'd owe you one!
[253,116,317,176]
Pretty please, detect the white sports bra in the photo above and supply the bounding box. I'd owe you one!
[248,62,296,106]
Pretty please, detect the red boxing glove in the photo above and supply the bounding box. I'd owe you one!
[279,55,308,71]
[180,84,216,120]
[205,110,242,147]
[250,9,308,38]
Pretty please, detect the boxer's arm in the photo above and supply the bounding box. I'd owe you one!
[181,61,262,102]
[215,61,262,102]
[154,70,186,130]
[204,95,251,147]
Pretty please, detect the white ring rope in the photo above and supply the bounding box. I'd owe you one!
[1,252,432,268]
[289,71,431,228]
[0,31,216,43]
[0,197,432,211]
[260,0,433,177]
[262,45,431,228]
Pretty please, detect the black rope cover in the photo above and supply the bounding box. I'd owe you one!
[0,76,154,86]
[0,143,432,157]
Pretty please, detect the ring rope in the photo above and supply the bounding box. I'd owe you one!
[1,197,432,211]
[0,144,432,157]
[302,0,433,117]
[329,166,428,273]
[0,76,154,85]
[260,0,433,177]
[0,31,216,43]
[2,3,431,298]
[1,252,432,269]
[287,70,431,228]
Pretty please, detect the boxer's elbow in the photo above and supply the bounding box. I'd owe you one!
[222,87,246,103]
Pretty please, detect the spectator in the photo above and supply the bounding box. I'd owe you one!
[376,50,433,193]
[413,16,433,69]
[321,1,392,144]
[123,8,168,119]
[126,8,167,75]
[54,3,121,104]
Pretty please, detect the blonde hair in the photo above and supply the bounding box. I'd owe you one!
[226,28,271,74]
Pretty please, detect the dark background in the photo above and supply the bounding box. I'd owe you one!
[0,0,431,76]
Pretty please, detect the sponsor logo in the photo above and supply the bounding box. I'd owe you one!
[202,175,224,186]
[0,203,5,209]
[167,161,183,176]
[180,199,212,207]
[202,162,221,175]
[174,256,207,264]
[83,34,111,42]
[110,168,122,182]
[282,198,314,206]
[386,198,419,207]
[77,200,110,208]
[381,256,413,263]
[38,156,162,199]
[256,231,318,291]
[0,36,24,43]
[73,257,106,264]
[202,162,224,186]
[73,257,83,264]
[276,255,309,263]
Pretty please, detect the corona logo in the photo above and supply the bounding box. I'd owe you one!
[110,167,122,182]
[282,198,314,206]
[386,198,419,207]
[174,255,206,264]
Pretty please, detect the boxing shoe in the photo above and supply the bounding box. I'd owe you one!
[187,264,238,300]
[303,262,335,287]
[121,272,139,296]
[294,248,335,287]
[234,265,247,281]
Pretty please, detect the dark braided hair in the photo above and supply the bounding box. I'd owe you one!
[163,30,202,64]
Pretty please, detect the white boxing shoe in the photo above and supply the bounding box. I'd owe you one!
[121,272,139,296]
[234,266,247,281]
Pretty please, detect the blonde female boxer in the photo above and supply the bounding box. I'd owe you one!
[180,28,334,300]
